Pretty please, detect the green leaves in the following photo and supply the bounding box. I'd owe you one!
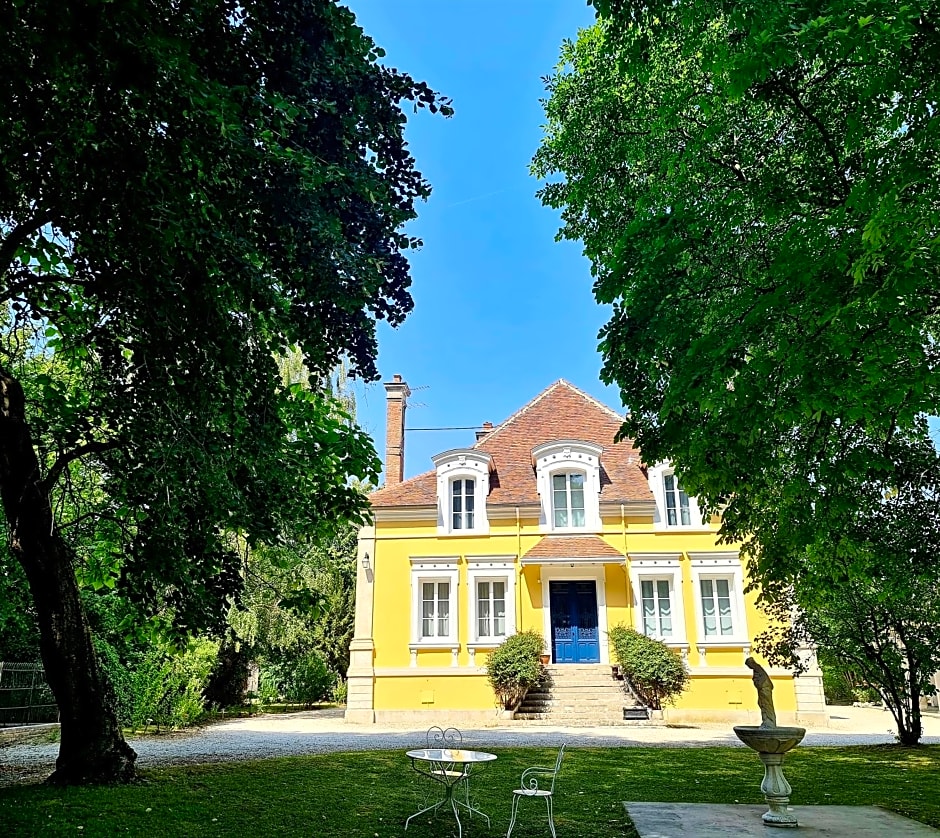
[536,0,940,587]
[0,0,446,642]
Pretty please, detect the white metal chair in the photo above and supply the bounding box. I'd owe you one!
[427,726,463,749]
[506,744,566,838]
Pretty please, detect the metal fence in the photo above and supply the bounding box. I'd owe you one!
[0,662,58,726]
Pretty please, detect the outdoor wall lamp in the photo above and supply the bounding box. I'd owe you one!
[362,552,371,572]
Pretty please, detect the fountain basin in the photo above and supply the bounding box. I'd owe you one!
[733,726,805,754]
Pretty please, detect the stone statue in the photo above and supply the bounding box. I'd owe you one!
[745,656,777,728]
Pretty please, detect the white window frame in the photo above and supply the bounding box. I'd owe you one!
[689,553,749,647]
[662,472,691,527]
[647,462,705,530]
[466,558,517,656]
[628,554,687,645]
[533,440,603,533]
[450,476,476,531]
[432,450,491,535]
[551,470,587,529]
[409,556,459,654]
[638,577,676,638]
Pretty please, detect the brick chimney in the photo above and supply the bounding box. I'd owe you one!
[475,421,494,442]
[383,374,410,486]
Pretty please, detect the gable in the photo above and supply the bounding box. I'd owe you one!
[370,380,651,509]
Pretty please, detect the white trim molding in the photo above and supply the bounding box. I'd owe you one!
[466,557,517,647]
[688,552,749,663]
[432,449,492,535]
[627,553,687,645]
[409,555,460,658]
[532,440,603,533]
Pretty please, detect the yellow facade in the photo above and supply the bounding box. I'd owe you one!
[348,511,821,725]
[345,380,824,726]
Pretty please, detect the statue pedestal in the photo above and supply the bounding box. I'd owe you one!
[733,725,805,829]
[758,752,797,827]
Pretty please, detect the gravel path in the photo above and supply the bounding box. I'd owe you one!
[2,706,938,787]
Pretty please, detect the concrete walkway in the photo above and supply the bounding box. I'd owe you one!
[625,803,940,837]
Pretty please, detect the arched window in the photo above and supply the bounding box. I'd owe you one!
[432,449,491,534]
[532,440,602,532]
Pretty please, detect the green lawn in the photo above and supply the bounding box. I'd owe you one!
[1,745,938,837]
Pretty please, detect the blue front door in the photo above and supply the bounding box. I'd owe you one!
[549,580,600,663]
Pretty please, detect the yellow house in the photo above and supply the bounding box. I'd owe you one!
[346,378,825,726]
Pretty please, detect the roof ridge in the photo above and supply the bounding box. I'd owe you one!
[473,379,625,450]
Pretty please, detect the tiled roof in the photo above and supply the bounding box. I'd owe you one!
[523,535,624,560]
[370,380,651,508]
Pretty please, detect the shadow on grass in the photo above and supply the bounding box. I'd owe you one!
[0,745,937,838]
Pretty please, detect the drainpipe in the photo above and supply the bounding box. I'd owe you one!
[621,503,632,627]
[516,506,522,631]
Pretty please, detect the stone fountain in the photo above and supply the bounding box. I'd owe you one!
[733,657,806,828]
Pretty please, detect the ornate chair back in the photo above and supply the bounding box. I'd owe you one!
[426,726,463,749]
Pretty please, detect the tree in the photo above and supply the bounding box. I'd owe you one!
[535,3,940,741]
[533,2,940,585]
[227,524,359,687]
[0,0,450,784]
[755,429,940,745]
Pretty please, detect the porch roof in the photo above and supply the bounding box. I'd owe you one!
[521,534,624,564]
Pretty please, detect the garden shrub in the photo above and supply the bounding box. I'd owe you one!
[854,685,882,705]
[607,623,689,710]
[486,630,544,709]
[257,667,281,704]
[283,651,333,706]
[821,665,856,705]
[94,637,219,729]
[333,677,348,704]
[258,650,333,706]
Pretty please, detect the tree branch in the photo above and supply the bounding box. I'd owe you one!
[0,211,56,276]
[43,440,119,494]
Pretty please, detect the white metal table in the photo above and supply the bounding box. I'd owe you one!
[405,747,497,837]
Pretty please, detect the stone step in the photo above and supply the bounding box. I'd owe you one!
[515,663,647,727]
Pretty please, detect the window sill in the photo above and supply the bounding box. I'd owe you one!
[436,528,490,537]
[654,524,712,533]
[694,638,750,647]
[541,526,602,535]
[409,642,459,650]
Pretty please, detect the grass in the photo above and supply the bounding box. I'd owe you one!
[0,745,938,837]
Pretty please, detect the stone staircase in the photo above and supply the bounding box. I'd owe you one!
[513,664,649,726]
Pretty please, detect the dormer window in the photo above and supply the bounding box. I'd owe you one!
[663,473,691,526]
[648,462,704,529]
[552,472,586,528]
[451,478,475,530]
[533,440,603,532]
[432,449,492,535]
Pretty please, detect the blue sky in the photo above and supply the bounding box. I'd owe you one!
[345,1,939,480]
[347,0,605,480]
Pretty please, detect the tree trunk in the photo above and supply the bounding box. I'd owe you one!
[0,367,136,784]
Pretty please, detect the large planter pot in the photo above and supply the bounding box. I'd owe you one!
[540,654,551,665]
